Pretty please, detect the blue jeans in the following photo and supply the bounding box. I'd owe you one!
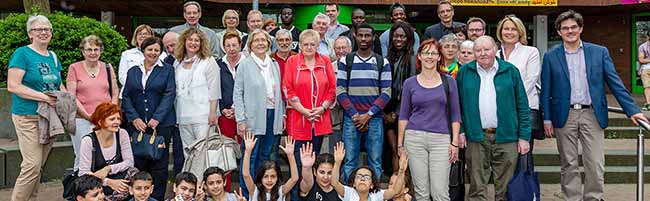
[342,115,384,182]
[290,129,325,201]
[239,109,278,199]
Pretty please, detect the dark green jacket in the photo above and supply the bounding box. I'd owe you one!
[456,59,531,143]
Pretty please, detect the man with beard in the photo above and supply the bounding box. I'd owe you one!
[467,17,486,41]
[270,5,301,52]
[379,3,420,58]
[423,0,465,41]
[337,22,392,182]
[339,8,382,55]
[169,1,219,57]
[272,29,298,86]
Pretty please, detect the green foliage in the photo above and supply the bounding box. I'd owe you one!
[0,12,129,87]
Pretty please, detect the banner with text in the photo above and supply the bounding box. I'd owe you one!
[451,0,558,6]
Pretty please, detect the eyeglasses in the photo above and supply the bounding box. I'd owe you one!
[137,32,152,37]
[420,51,440,57]
[355,174,372,181]
[30,28,52,33]
[468,28,484,33]
[83,48,101,53]
[560,25,580,33]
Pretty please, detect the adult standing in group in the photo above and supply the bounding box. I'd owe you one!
[384,21,418,175]
[457,40,475,67]
[337,23,393,182]
[169,1,219,58]
[118,24,165,97]
[8,15,66,201]
[328,36,353,152]
[324,3,349,41]
[121,37,176,201]
[467,17,486,41]
[423,0,465,41]
[312,13,338,60]
[67,35,119,171]
[541,10,647,201]
[217,32,245,192]
[439,34,460,78]
[273,29,298,82]
[496,15,542,148]
[233,29,286,198]
[215,9,246,59]
[270,5,301,52]
[380,3,420,58]
[173,27,221,158]
[242,10,265,51]
[339,8,382,55]
[456,36,530,201]
[162,32,179,65]
[639,30,650,111]
[398,38,461,201]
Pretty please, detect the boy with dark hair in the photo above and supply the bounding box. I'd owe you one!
[130,171,157,201]
[169,172,199,201]
[74,175,105,201]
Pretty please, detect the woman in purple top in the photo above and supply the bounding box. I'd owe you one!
[397,39,461,201]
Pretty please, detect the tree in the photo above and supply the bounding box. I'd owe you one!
[23,0,50,13]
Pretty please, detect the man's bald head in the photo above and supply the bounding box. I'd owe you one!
[162,32,179,55]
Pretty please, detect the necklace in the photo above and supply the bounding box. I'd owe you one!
[84,62,100,78]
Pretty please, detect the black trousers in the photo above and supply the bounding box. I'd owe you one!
[132,126,171,201]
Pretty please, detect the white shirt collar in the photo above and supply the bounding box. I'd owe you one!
[477,59,499,73]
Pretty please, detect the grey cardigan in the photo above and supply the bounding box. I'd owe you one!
[233,56,285,135]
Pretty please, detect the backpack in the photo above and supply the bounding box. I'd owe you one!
[344,52,384,93]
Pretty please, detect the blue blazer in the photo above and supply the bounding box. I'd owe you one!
[121,62,176,127]
[540,41,640,129]
[217,59,236,110]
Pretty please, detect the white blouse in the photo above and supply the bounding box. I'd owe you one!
[498,42,541,110]
[173,56,221,124]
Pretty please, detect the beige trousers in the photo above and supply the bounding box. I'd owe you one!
[11,114,53,201]
[404,129,451,201]
[555,108,605,201]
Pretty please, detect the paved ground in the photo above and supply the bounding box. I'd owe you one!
[1,181,649,201]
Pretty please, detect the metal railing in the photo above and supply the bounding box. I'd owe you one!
[608,106,648,201]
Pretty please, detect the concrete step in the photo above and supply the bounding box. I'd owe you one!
[532,148,650,166]
[535,166,650,184]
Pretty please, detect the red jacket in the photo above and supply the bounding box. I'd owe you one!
[283,53,337,140]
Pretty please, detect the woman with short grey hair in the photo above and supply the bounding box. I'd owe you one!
[7,15,66,201]
[458,40,475,66]
[439,34,460,77]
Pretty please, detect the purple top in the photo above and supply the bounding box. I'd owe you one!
[398,75,461,134]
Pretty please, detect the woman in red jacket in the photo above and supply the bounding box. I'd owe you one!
[283,29,337,201]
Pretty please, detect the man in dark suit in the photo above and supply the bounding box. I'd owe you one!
[541,10,647,201]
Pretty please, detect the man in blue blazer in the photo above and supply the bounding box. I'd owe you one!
[541,10,647,201]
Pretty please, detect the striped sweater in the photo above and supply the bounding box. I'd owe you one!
[336,54,392,117]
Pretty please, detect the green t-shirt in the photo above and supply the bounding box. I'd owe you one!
[8,46,62,115]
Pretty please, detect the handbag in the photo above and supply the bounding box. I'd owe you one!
[184,126,241,178]
[131,128,166,160]
[507,153,541,201]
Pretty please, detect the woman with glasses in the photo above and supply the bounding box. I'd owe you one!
[397,39,461,200]
[215,10,246,58]
[7,14,66,201]
[67,35,119,171]
[439,34,460,78]
[233,29,285,198]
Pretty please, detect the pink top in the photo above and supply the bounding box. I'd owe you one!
[78,129,134,177]
[67,61,115,115]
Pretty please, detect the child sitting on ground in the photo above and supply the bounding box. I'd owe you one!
[130,171,157,201]
[74,175,105,201]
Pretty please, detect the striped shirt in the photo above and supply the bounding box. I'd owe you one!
[336,53,392,117]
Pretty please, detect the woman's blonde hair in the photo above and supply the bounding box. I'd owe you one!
[175,27,212,60]
[299,29,320,45]
[79,35,104,51]
[131,24,153,47]
[496,15,528,45]
[222,9,239,28]
[246,29,272,55]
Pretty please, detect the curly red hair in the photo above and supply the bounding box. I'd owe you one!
[89,102,122,131]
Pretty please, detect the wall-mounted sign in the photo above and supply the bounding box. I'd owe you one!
[450,0,558,6]
[621,0,650,5]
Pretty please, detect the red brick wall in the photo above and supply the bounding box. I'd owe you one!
[581,12,633,90]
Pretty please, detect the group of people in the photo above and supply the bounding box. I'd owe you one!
[6,0,649,201]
